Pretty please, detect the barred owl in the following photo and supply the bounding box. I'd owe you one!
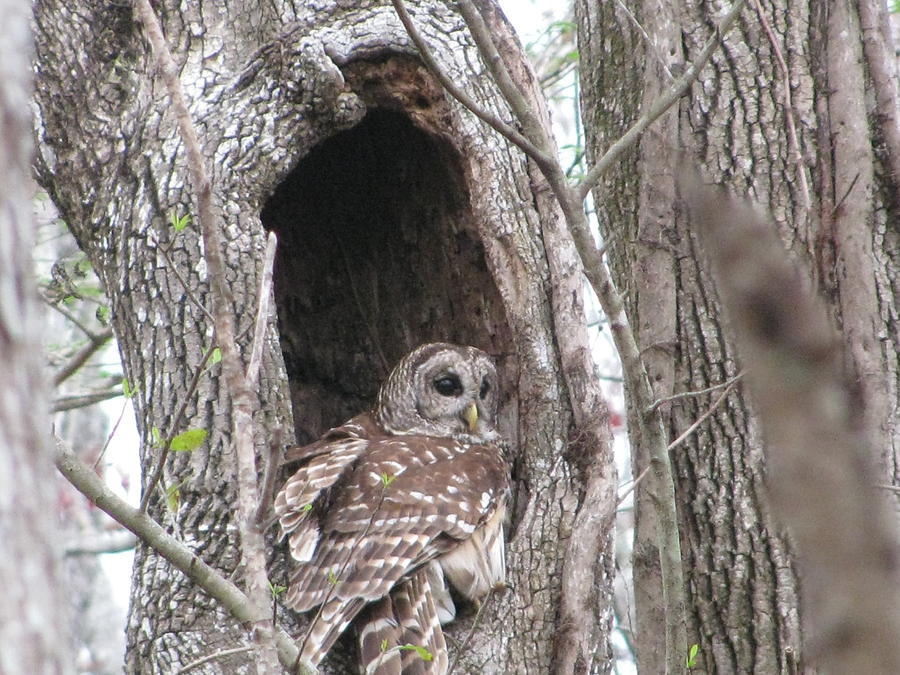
[274,343,510,674]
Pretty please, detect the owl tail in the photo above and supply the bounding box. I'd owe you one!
[357,565,450,675]
[296,595,366,671]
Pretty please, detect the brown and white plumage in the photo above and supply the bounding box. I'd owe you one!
[274,343,509,673]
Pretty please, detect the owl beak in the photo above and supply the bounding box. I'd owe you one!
[462,402,479,432]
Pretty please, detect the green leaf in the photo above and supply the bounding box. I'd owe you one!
[170,211,192,232]
[166,484,181,513]
[96,305,111,325]
[73,256,92,277]
[151,426,162,447]
[686,643,700,668]
[209,347,222,365]
[380,472,396,488]
[302,503,313,512]
[268,581,287,598]
[122,378,136,399]
[549,20,575,31]
[170,428,208,452]
[327,570,339,585]
[398,645,433,662]
[380,639,389,653]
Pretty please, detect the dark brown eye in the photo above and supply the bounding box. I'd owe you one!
[479,377,491,399]
[434,374,463,397]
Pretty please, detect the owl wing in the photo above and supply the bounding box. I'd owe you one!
[276,434,508,669]
[274,413,380,562]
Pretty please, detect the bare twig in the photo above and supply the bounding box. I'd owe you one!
[246,232,277,388]
[133,2,279,668]
[390,0,553,167]
[617,465,651,506]
[52,327,114,386]
[446,589,491,675]
[53,438,300,668]
[176,646,256,674]
[337,240,389,374]
[575,0,750,202]
[150,233,216,325]
[139,339,218,513]
[666,380,739,452]
[255,425,284,526]
[613,0,675,80]
[856,0,900,202]
[45,301,99,338]
[93,394,131,470]
[833,172,861,216]
[750,0,810,210]
[65,529,138,555]
[52,389,122,413]
[455,0,556,167]
[647,372,743,414]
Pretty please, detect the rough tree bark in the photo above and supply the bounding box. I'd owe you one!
[0,0,71,672]
[577,0,900,673]
[33,0,615,672]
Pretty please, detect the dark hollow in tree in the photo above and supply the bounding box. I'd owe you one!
[262,104,512,445]
[260,59,517,669]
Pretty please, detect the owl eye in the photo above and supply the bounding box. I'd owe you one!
[479,377,491,399]
[433,374,463,397]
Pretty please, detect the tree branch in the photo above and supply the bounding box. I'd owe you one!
[149,233,216,325]
[455,0,557,170]
[856,0,900,202]
[53,438,300,668]
[65,529,138,556]
[749,0,810,210]
[647,372,743,414]
[389,0,552,166]
[575,0,749,202]
[52,388,122,413]
[44,300,101,339]
[52,327,114,386]
[666,379,739,452]
[176,646,256,674]
[246,232,277,388]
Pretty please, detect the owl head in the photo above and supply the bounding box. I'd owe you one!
[374,342,500,444]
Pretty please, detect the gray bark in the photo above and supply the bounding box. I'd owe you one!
[0,0,72,672]
[33,0,614,672]
[577,0,900,673]
[690,184,900,675]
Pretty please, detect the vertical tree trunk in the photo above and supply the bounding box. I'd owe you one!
[0,0,71,671]
[576,0,900,672]
[33,0,615,671]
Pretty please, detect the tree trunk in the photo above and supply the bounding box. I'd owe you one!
[33,0,615,672]
[577,0,900,673]
[0,0,71,672]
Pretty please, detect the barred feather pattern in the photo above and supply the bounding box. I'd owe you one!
[358,563,449,675]
[275,344,510,673]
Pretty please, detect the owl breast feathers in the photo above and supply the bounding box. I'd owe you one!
[274,343,510,674]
